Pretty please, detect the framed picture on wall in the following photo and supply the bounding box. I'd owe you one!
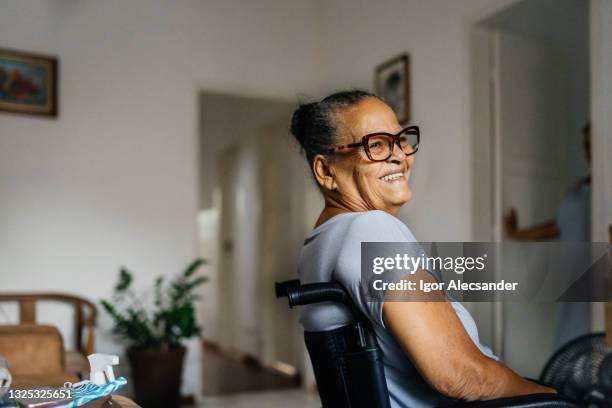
[375,53,410,124]
[0,48,58,117]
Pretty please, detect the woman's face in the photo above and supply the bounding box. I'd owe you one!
[327,97,414,214]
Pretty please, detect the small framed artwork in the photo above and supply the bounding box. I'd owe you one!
[0,48,58,117]
[375,53,410,124]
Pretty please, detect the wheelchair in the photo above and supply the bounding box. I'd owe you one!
[275,279,580,408]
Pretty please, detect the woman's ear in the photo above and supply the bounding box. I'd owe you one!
[313,154,337,191]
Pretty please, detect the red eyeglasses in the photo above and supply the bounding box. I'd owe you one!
[328,126,420,162]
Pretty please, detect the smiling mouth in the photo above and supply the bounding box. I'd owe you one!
[379,171,405,182]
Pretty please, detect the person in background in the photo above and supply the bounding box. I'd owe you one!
[504,122,591,349]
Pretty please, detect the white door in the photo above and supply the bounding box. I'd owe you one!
[493,31,577,377]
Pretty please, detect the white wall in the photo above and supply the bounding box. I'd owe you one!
[0,0,323,398]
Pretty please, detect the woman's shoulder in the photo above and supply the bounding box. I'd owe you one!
[317,210,402,230]
[340,210,415,243]
[345,209,399,225]
[310,210,416,245]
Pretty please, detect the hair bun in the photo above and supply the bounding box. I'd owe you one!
[289,90,374,171]
[290,102,318,148]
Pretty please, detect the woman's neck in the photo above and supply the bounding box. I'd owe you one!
[315,196,377,227]
[315,196,401,228]
[315,194,362,227]
[315,205,350,228]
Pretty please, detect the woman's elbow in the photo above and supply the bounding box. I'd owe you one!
[426,358,499,401]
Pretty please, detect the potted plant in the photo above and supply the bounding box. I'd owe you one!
[101,259,207,408]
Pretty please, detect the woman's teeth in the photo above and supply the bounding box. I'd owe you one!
[380,172,404,182]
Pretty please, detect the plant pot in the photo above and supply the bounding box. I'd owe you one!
[127,346,186,408]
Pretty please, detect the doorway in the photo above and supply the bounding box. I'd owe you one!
[471,0,591,378]
[197,92,319,395]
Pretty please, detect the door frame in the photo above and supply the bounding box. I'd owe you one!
[470,26,505,358]
[589,0,612,333]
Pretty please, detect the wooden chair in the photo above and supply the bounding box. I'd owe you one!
[0,293,97,378]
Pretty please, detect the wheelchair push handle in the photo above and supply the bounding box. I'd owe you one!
[275,280,350,308]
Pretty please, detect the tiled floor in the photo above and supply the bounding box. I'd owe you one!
[198,389,320,408]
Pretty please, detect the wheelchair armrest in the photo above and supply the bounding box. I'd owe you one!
[442,393,579,408]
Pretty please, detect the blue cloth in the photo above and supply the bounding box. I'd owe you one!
[554,181,592,350]
[59,377,127,407]
[298,210,497,408]
[557,182,591,242]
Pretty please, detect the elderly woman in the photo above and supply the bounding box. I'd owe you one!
[291,90,555,407]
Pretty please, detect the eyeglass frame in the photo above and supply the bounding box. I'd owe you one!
[327,125,420,162]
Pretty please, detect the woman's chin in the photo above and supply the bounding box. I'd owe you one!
[386,187,412,207]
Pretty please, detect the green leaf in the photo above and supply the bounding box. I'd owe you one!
[186,276,208,291]
[115,268,133,292]
[183,258,205,278]
[100,300,120,320]
[154,276,164,307]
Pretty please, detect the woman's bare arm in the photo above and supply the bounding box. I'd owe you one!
[383,273,555,401]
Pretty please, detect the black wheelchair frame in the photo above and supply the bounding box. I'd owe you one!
[275,279,580,408]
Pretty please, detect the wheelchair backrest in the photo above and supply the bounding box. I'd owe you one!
[276,280,391,408]
[305,324,391,408]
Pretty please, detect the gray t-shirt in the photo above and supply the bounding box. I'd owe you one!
[298,210,497,408]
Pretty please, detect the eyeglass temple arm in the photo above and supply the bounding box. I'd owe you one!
[328,141,365,153]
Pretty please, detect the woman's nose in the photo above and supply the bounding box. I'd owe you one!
[388,140,405,162]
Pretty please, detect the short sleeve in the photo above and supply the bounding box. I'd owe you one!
[333,211,415,329]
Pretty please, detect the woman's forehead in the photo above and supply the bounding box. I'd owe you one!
[342,98,401,139]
